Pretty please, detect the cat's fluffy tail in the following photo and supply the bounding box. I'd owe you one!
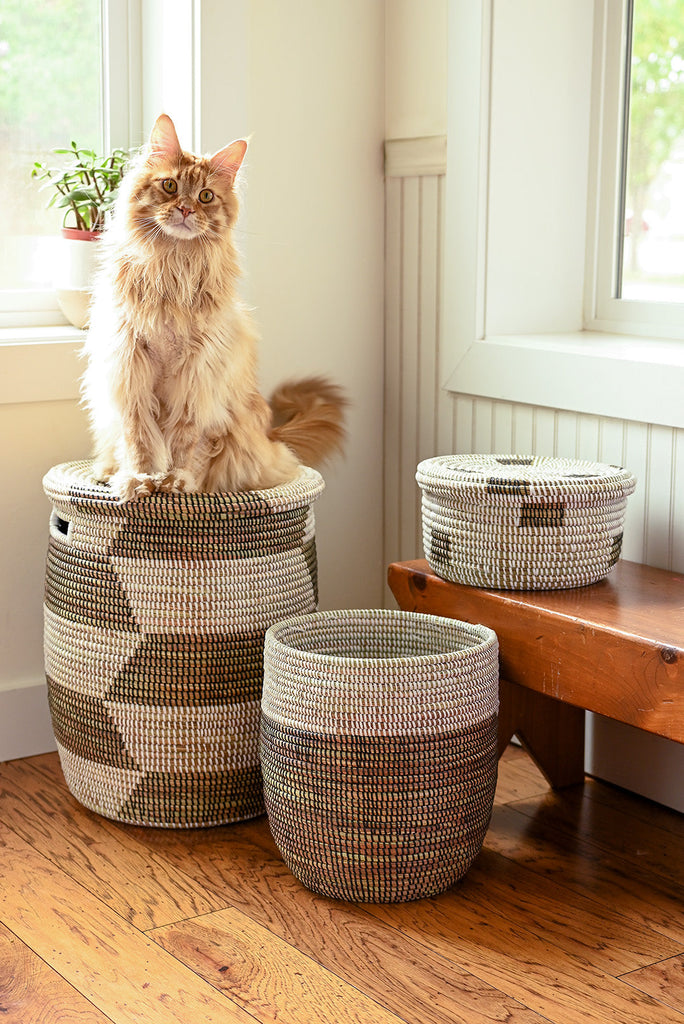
[269,376,348,468]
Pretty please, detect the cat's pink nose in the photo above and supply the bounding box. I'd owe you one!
[179,206,193,219]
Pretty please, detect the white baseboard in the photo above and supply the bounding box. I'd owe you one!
[586,713,684,813]
[0,679,56,762]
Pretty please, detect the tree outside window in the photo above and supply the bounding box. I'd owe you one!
[621,0,684,303]
[0,0,102,294]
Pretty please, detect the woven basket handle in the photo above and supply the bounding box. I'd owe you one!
[49,510,71,542]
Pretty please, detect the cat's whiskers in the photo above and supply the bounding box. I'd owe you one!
[135,216,174,247]
[198,223,223,243]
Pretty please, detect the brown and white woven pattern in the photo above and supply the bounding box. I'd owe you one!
[43,460,324,828]
[260,608,499,903]
[416,454,637,590]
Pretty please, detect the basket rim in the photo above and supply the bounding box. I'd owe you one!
[264,608,498,668]
[43,459,325,517]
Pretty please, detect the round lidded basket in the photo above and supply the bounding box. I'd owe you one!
[43,459,324,828]
[416,454,637,591]
[260,608,499,903]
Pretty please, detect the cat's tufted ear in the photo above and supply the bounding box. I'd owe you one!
[210,139,248,183]
[148,114,183,162]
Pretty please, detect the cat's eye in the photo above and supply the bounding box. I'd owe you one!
[161,178,178,195]
[198,189,214,204]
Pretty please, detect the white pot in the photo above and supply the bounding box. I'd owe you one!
[55,229,101,329]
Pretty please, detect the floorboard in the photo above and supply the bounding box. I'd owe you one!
[0,745,682,1024]
[147,818,544,1024]
[621,954,684,1012]
[485,803,684,944]
[0,822,252,1024]
[0,921,109,1024]
[151,908,415,1024]
[0,756,225,930]
[511,787,684,887]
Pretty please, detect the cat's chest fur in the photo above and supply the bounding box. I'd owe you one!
[144,327,193,383]
[137,306,251,429]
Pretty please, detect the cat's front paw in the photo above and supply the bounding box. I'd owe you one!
[91,460,116,486]
[158,469,199,494]
[110,471,161,501]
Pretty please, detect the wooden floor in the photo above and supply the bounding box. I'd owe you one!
[0,746,683,1024]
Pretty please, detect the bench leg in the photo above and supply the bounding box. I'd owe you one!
[498,678,586,788]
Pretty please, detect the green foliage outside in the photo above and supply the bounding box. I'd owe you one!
[625,0,684,271]
[0,0,102,249]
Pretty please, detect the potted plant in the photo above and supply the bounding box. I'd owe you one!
[31,142,130,328]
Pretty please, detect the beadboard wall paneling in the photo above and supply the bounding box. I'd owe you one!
[384,166,684,582]
[384,173,451,571]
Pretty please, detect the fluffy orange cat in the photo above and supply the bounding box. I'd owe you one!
[82,113,346,500]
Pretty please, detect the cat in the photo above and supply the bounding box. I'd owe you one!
[82,113,346,501]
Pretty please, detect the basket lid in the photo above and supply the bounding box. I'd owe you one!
[416,454,636,501]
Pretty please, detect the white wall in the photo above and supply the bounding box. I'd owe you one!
[258,1,386,610]
[0,0,385,761]
[0,400,91,760]
[200,0,387,613]
[385,0,447,139]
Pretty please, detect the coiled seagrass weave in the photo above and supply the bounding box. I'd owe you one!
[43,460,324,828]
[261,609,499,902]
[417,454,637,590]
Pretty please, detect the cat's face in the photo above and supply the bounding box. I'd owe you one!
[125,115,247,246]
[132,156,236,242]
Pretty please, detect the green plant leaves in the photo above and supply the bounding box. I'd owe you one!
[30,143,131,231]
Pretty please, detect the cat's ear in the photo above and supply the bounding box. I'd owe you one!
[210,139,248,183]
[148,114,183,162]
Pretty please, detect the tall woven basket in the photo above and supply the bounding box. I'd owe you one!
[43,460,324,828]
[260,609,499,903]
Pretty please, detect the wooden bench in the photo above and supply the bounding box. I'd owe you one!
[388,558,684,788]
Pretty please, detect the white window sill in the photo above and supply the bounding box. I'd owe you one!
[444,331,684,429]
[0,326,84,405]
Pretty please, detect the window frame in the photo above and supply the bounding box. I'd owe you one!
[586,0,684,338]
[442,0,684,431]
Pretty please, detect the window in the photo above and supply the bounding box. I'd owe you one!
[588,0,684,336]
[443,0,684,430]
[0,0,140,329]
[0,0,103,325]
[620,0,684,304]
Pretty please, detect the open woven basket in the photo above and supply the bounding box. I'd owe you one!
[261,608,499,902]
[43,460,324,828]
[417,454,637,590]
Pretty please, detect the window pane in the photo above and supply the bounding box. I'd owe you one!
[620,0,684,303]
[0,0,102,294]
